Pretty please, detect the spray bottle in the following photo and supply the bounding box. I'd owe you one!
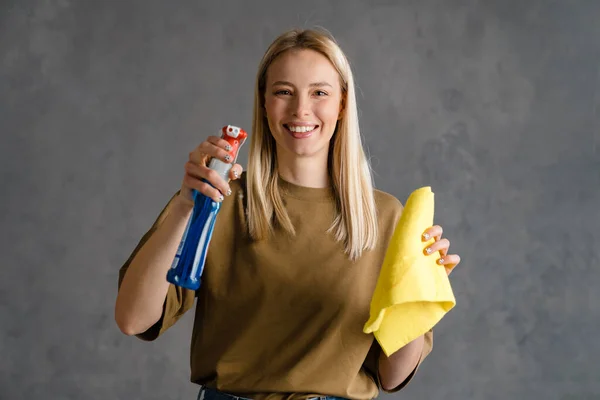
[167,125,248,290]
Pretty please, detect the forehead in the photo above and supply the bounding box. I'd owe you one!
[266,49,340,86]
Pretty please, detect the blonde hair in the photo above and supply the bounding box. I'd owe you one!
[246,28,378,261]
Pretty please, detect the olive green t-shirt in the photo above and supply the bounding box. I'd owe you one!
[118,174,433,399]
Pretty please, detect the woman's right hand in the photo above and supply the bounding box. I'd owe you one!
[179,135,244,204]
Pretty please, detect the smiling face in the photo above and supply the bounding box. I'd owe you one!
[264,49,344,163]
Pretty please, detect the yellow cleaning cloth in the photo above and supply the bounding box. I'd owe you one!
[363,186,456,357]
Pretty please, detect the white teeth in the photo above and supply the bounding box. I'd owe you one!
[287,125,316,133]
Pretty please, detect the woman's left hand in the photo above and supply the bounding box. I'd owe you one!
[422,225,461,276]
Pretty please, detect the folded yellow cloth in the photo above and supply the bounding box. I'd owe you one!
[363,186,456,357]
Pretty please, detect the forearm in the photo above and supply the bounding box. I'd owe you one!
[115,195,193,335]
[378,335,424,390]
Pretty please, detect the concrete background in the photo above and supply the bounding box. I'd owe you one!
[2,0,599,399]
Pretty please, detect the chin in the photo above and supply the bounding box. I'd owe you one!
[281,143,329,159]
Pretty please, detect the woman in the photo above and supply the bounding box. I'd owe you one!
[115,28,461,400]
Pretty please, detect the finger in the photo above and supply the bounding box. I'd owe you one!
[207,135,238,164]
[184,161,231,198]
[422,225,443,242]
[436,254,461,275]
[188,148,210,166]
[444,261,458,276]
[424,238,450,256]
[206,135,235,152]
[197,140,234,164]
[191,136,234,165]
[437,254,460,266]
[183,173,224,202]
[229,164,243,180]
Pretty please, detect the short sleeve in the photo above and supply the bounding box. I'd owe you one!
[117,192,197,341]
[363,329,434,394]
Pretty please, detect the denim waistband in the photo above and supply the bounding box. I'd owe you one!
[197,385,349,400]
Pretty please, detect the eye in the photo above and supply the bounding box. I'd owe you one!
[314,90,328,96]
[275,89,291,95]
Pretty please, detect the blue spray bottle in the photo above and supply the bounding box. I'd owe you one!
[167,125,248,290]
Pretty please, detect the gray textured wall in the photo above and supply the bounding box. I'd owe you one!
[2,1,599,399]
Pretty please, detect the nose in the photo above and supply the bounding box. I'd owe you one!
[291,93,311,117]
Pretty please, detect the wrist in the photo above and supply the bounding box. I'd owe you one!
[172,191,195,214]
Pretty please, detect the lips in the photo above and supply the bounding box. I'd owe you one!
[283,124,319,139]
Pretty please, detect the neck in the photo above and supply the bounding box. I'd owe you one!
[276,148,330,188]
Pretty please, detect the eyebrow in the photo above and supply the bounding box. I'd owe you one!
[271,80,333,88]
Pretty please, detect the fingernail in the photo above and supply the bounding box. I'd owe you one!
[438,258,445,265]
[425,247,433,255]
[233,170,239,178]
[218,194,224,201]
[225,155,231,162]
[225,144,232,151]
[226,188,232,196]
[423,233,430,240]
